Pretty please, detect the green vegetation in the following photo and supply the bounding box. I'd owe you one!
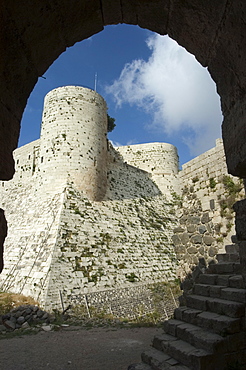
[219,176,243,218]
[209,177,216,189]
[125,272,138,282]
[222,175,243,195]
[171,192,182,206]
[107,114,116,132]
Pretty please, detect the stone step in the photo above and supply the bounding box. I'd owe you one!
[198,273,244,288]
[163,319,227,353]
[225,244,239,254]
[217,253,239,262]
[128,363,152,370]
[207,262,241,275]
[193,284,246,302]
[185,294,245,317]
[141,347,189,370]
[152,333,218,370]
[174,306,242,335]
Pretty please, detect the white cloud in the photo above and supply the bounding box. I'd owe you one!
[105,34,223,156]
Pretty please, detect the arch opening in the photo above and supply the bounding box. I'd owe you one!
[0,23,242,312]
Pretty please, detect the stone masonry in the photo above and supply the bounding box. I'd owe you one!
[0,86,180,311]
[0,86,243,313]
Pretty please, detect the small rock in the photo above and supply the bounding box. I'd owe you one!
[21,321,30,329]
[41,312,49,320]
[17,316,25,325]
[190,234,202,244]
[171,234,181,246]
[198,225,207,234]
[180,233,189,245]
[4,320,16,330]
[188,216,200,225]
[201,212,211,224]
[187,224,197,233]
[42,325,52,332]
[204,235,215,246]
[14,311,22,318]
[25,314,31,322]
[37,309,44,318]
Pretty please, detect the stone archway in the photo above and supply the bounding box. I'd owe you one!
[0,1,246,274]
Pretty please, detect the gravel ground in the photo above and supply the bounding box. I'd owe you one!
[0,326,163,370]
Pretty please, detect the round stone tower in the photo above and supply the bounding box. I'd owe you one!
[39,86,108,201]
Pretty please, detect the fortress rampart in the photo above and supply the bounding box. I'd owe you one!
[0,86,243,311]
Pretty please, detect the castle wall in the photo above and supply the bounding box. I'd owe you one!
[5,139,40,183]
[173,139,244,277]
[39,86,108,200]
[1,86,243,312]
[116,143,180,196]
[179,139,229,212]
[42,183,178,310]
[105,143,161,200]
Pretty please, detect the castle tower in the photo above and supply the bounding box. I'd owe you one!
[39,86,108,201]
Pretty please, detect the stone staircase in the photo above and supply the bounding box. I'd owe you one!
[128,243,246,370]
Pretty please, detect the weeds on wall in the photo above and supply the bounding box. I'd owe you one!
[219,176,244,219]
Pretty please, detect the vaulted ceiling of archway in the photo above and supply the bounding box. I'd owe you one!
[0,0,246,179]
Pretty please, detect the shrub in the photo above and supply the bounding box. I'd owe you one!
[209,178,216,189]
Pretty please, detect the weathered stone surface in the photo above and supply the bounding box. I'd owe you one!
[198,225,207,234]
[190,235,202,244]
[3,320,15,330]
[187,224,197,233]
[16,316,25,325]
[188,216,200,225]
[208,247,217,257]
[198,247,205,255]
[187,246,198,255]
[201,213,211,224]
[172,234,181,246]
[174,245,186,254]
[174,226,185,233]
[204,236,215,246]
[180,215,188,225]
[180,233,189,245]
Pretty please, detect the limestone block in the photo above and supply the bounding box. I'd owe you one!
[188,216,200,225]
[204,236,215,246]
[187,246,198,255]
[198,225,207,234]
[190,234,202,244]
[187,224,197,233]
[180,233,189,245]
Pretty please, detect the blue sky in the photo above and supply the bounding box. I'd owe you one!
[19,24,222,166]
